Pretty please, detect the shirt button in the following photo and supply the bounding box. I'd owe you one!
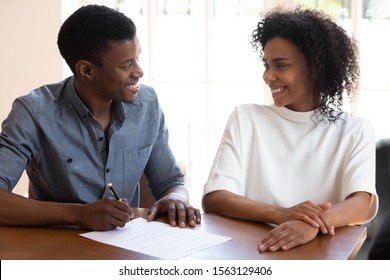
[67,158,73,163]
[106,168,110,173]
[98,137,104,142]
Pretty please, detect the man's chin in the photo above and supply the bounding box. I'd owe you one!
[122,93,138,103]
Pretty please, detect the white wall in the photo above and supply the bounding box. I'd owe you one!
[0,0,63,195]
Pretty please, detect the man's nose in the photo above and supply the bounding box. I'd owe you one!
[132,61,144,78]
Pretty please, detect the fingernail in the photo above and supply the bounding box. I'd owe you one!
[258,245,265,251]
[270,246,277,251]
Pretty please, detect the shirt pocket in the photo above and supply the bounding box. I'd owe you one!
[121,145,153,199]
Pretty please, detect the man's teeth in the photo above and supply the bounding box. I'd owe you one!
[127,83,139,89]
[271,87,284,94]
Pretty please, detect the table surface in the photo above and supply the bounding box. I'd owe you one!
[0,208,367,260]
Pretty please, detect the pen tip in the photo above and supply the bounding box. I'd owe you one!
[107,182,112,187]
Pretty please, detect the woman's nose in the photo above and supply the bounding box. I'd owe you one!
[263,69,277,83]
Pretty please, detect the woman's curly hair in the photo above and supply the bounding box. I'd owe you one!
[251,8,359,123]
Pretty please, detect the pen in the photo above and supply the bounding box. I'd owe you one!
[107,182,120,200]
[107,182,133,223]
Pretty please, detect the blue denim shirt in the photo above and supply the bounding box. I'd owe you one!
[0,77,183,206]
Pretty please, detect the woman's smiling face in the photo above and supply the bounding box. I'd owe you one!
[263,37,318,112]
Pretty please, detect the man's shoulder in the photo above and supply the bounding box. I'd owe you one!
[17,78,71,114]
[136,84,158,102]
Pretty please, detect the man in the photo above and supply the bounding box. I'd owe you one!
[0,5,201,230]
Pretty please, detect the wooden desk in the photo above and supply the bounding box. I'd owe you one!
[0,208,366,260]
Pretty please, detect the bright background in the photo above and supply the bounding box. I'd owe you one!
[1,0,390,210]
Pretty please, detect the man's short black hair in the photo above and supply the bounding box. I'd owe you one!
[57,5,137,73]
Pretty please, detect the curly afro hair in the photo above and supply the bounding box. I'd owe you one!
[251,8,359,123]
[57,5,137,73]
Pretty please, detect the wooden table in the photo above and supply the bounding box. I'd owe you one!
[0,208,366,260]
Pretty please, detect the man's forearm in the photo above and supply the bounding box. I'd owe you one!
[0,189,78,226]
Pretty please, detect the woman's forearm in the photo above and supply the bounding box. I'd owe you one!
[326,191,372,228]
[203,190,281,224]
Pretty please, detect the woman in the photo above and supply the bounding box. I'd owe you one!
[202,8,378,252]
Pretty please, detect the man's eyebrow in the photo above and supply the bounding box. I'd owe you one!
[120,58,133,64]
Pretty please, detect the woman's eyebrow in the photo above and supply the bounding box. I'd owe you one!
[263,57,290,63]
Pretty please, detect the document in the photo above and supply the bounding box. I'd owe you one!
[80,218,231,259]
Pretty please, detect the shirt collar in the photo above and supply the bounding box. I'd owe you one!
[66,76,126,124]
[270,103,319,123]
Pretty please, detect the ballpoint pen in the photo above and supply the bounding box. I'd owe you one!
[107,182,133,223]
[107,182,120,200]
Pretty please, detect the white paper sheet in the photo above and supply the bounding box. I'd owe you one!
[80,218,231,259]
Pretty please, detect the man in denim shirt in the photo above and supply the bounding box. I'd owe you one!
[0,5,201,230]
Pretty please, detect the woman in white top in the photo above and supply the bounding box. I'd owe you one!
[203,8,378,252]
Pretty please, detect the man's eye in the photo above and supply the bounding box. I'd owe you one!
[277,64,286,69]
[122,62,132,70]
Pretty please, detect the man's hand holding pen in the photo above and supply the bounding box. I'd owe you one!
[73,183,133,231]
[75,183,199,231]
[75,197,134,231]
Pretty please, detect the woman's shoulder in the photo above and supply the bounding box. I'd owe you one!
[235,103,271,114]
[232,104,279,123]
[342,112,373,129]
[332,111,375,141]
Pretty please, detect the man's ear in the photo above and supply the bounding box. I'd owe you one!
[75,60,94,80]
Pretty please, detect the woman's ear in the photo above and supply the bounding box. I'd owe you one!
[75,60,94,80]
